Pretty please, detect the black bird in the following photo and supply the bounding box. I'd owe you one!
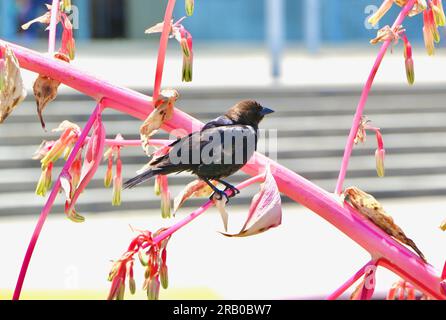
[124,100,274,201]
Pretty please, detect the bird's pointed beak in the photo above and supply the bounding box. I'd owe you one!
[260,106,275,116]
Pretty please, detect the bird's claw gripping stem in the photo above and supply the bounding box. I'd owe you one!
[210,189,230,204]
[224,185,240,198]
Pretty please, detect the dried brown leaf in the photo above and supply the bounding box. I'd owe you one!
[345,186,427,263]
[0,46,27,123]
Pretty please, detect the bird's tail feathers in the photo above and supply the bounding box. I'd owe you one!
[123,168,164,189]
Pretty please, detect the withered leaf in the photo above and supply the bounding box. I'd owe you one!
[33,54,69,129]
[140,89,179,156]
[0,46,27,123]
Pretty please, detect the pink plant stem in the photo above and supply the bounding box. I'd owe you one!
[12,103,102,300]
[149,174,264,246]
[334,0,417,195]
[326,260,378,300]
[3,41,446,299]
[152,0,177,102]
[48,0,60,54]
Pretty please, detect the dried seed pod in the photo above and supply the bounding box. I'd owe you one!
[345,187,427,262]
[33,54,69,129]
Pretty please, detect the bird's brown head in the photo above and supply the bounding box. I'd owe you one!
[225,100,274,128]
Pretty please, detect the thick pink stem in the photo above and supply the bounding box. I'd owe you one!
[334,0,417,195]
[12,104,102,300]
[48,0,60,54]
[151,174,264,245]
[326,260,378,300]
[152,0,177,102]
[3,39,445,299]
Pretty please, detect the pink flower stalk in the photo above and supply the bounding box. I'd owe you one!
[152,0,177,102]
[336,0,417,194]
[7,37,446,299]
[350,263,378,300]
[326,260,379,300]
[7,0,446,301]
[13,103,103,300]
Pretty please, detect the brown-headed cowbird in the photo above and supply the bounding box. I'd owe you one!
[124,100,274,201]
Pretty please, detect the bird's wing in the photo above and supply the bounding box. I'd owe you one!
[202,116,235,130]
[197,125,258,166]
[165,116,234,149]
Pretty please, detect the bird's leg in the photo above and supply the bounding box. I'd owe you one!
[202,178,229,204]
[215,179,240,198]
